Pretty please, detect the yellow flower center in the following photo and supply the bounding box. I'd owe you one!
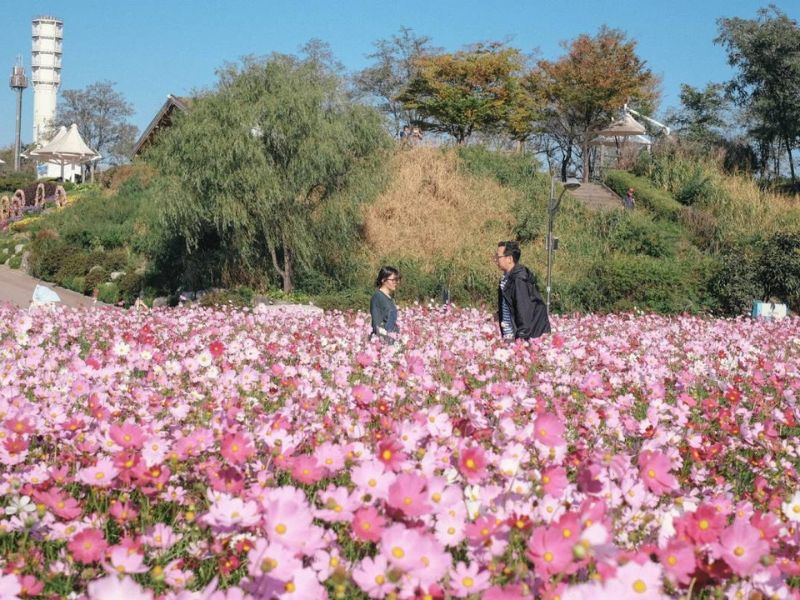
[330,557,339,567]
[647,469,656,478]
[448,527,455,535]
[734,546,745,557]
[392,547,404,559]
[382,450,392,460]
[542,475,550,484]
[562,528,572,538]
[362,522,371,530]
[466,458,476,469]
[633,580,646,593]
[667,555,677,566]
[543,551,553,562]
[285,581,295,593]
[699,519,709,530]
[403,497,412,505]
[95,472,105,479]
[375,574,385,585]
[463,577,474,588]
[368,478,377,487]
[431,493,441,503]
[261,558,277,572]
[275,523,287,535]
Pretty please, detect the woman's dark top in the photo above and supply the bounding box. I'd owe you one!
[370,290,398,339]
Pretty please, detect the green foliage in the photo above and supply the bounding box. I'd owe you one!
[7,254,21,269]
[0,173,36,194]
[398,44,534,143]
[607,211,677,258]
[198,287,255,308]
[97,282,121,305]
[146,51,391,293]
[604,170,682,219]
[667,83,730,145]
[707,243,763,315]
[117,271,144,305]
[575,253,710,313]
[759,232,800,310]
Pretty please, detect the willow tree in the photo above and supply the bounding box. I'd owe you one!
[147,52,390,292]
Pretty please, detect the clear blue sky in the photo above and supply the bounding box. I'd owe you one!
[1,0,797,148]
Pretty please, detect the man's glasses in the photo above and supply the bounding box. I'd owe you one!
[385,277,402,282]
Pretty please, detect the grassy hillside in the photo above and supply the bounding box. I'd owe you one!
[4,145,798,314]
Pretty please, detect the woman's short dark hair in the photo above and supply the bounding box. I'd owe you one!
[498,240,521,263]
[375,266,400,288]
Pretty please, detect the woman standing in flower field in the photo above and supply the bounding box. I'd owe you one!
[370,265,400,343]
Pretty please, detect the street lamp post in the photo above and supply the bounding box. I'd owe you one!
[545,176,581,313]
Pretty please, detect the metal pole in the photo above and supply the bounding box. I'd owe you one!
[14,89,23,171]
[546,177,555,313]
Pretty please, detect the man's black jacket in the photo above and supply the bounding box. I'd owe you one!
[497,264,551,339]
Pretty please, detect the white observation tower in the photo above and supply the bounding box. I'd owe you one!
[31,15,63,144]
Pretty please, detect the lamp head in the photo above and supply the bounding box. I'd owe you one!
[563,177,581,191]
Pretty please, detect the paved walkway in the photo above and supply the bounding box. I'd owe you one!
[0,264,97,309]
[569,182,622,211]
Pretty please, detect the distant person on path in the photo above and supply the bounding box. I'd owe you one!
[624,187,636,210]
[494,241,550,340]
[370,266,401,343]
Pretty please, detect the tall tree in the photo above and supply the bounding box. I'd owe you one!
[354,27,439,135]
[147,52,390,293]
[716,6,800,182]
[398,43,530,144]
[667,83,730,145]
[537,27,658,181]
[57,80,138,166]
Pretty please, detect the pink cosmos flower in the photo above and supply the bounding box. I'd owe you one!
[352,506,386,542]
[77,457,119,488]
[541,465,569,496]
[657,540,696,585]
[352,555,395,598]
[380,523,428,571]
[316,484,359,522]
[377,438,406,471]
[534,413,566,447]
[246,537,302,581]
[87,574,153,600]
[262,492,315,552]
[351,460,395,501]
[203,494,261,531]
[220,431,255,465]
[484,584,530,600]
[105,545,149,574]
[684,504,725,544]
[527,525,574,577]
[603,560,664,598]
[290,455,327,485]
[387,472,432,517]
[314,442,346,474]
[449,561,491,598]
[109,422,145,449]
[68,528,108,564]
[38,488,82,520]
[638,450,678,495]
[458,445,488,483]
[109,500,138,524]
[712,518,769,577]
[0,574,21,600]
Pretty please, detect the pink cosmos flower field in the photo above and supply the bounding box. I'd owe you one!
[1,303,799,599]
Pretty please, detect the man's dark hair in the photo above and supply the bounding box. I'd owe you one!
[498,240,521,263]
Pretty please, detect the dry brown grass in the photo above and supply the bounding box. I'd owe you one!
[362,147,517,278]
[713,175,800,238]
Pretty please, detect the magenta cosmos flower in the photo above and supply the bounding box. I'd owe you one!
[290,455,327,485]
[68,528,108,564]
[534,413,566,447]
[527,525,574,577]
[352,506,386,542]
[220,431,255,465]
[458,445,488,483]
[109,422,145,449]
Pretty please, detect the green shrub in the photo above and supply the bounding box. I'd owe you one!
[707,243,763,316]
[97,282,120,305]
[608,212,677,258]
[84,268,108,294]
[604,171,682,220]
[0,173,36,194]
[574,253,709,313]
[759,232,800,311]
[64,276,86,294]
[27,232,73,280]
[197,287,254,308]
[7,255,21,269]
[117,272,144,305]
[54,251,92,284]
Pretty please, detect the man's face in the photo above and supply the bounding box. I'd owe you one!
[494,246,513,273]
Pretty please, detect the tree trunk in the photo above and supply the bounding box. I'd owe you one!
[281,235,293,293]
[581,134,590,183]
[785,135,796,183]
[560,142,573,182]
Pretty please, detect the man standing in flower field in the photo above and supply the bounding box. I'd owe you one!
[494,240,551,340]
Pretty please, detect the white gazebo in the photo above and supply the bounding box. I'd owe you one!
[29,124,101,182]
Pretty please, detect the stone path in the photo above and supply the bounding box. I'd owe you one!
[569,182,622,211]
[0,264,98,309]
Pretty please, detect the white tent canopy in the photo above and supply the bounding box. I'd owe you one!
[590,133,652,147]
[29,124,100,181]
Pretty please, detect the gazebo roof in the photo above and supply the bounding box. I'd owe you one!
[132,94,191,157]
[590,133,652,147]
[596,113,646,137]
[29,124,100,167]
